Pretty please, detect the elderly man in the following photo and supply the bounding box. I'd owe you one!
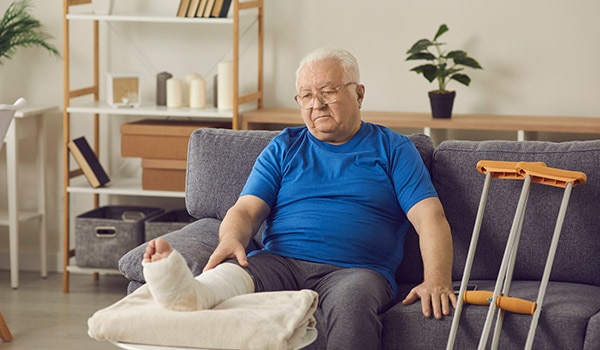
[143,47,456,350]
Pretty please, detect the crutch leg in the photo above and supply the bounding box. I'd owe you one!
[446,172,493,350]
[491,186,530,350]
[517,162,586,349]
[478,175,533,350]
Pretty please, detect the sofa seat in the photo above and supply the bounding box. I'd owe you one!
[384,281,600,349]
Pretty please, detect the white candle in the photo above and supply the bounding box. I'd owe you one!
[189,77,206,109]
[217,61,234,111]
[166,77,182,108]
[185,73,201,107]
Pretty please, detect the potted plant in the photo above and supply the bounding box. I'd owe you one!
[0,0,60,66]
[406,24,482,118]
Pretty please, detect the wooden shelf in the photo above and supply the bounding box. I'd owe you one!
[67,101,256,120]
[66,12,236,24]
[66,263,121,276]
[241,108,600,135]
[67,177,186,198]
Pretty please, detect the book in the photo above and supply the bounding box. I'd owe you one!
[210,0,224,17]
[187,0,201,17]
[68,136,110,188]
[176,0,191,17]
[202,0,216,17]
[195,0,209,17]
[217,0,232,17]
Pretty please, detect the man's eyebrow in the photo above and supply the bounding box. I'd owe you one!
[298,82,335,91]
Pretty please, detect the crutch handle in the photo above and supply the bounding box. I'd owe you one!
[496,295,537,315]
[463,291,537,315]
[463,290,493,305]
[517,162,587,188]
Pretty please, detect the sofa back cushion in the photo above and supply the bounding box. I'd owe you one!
[431,140,600,286]
[185,128,435,250]
[186,128,280,220]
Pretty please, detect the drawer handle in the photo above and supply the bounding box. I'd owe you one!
[121,211,145,222]
[95,226,116,238]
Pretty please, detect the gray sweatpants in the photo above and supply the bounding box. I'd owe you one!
[241,251,395,350]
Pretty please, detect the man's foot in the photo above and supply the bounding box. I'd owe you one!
[143,238,173,263]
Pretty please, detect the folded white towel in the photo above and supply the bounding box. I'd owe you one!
[88,284,318,350]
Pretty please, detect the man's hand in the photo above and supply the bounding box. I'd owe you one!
[401,281,457,319]
[203,237,248,272]
[203,194,270,273]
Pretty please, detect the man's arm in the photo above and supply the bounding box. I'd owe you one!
[402,196,457,319]
[203,194,270,272]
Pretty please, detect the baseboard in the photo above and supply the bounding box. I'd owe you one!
[0,251,62,273]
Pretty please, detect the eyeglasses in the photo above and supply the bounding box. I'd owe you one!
[294,82,358,109]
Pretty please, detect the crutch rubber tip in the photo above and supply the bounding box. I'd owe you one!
[463,290,493,306]
[496,295,537,315]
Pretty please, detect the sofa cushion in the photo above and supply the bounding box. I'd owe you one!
[385,280,600,349]
[118,217,265,289]
[431,140,600,285]
[185,128,281,220]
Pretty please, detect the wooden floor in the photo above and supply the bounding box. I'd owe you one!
[0,270,130,350]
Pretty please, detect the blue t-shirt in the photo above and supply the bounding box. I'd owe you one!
[242,122,437,296]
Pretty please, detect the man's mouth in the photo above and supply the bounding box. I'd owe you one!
[313,114,330,122]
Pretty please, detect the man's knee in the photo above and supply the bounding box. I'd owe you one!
[319,268,394,314]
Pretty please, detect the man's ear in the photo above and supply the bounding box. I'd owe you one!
[356,84,365,107]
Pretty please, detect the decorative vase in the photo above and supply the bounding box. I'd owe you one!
[428,91,456,119]
[92,0,114,15]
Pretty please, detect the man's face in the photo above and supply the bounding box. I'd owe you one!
[296,58,364,144]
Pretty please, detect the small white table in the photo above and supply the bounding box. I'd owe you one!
[1,105,56,289]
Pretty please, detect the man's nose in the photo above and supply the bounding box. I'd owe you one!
[311,96,327,109]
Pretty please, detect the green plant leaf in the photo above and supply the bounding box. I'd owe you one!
[406,52,436,61]
[406,39,434,54]
[451,73,471,86]
[411,64,438,83]
[433,24,448,41]
[453,55,483,69]
[0,0,60,65]
[446,50,467,59]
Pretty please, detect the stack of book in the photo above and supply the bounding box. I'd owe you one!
[176,0,232,18]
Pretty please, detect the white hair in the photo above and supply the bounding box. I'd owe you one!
[295,47,360,85]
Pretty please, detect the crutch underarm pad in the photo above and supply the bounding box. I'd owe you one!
[476,161,547,180]
[476,161,524,179]
[496,295,537,315]
[463,290,493,306]
[517,162,587,188]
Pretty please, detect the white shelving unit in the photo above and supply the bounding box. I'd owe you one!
[61,0,264,292]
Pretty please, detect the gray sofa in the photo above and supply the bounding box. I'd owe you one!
[119,128,600,349]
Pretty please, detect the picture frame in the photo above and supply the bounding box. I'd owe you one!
[107,73,141,107]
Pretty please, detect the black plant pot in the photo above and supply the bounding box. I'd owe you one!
[428,91,456,119]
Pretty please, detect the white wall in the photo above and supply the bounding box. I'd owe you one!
[1,0,599,272]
